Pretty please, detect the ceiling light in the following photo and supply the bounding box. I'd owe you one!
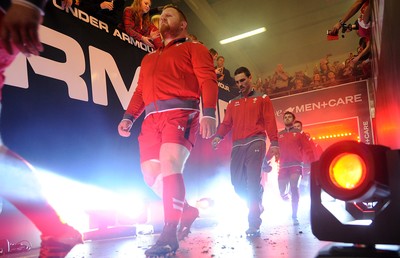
[219,27,266,45]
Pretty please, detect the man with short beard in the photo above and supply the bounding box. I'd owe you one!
[118,4,218,257]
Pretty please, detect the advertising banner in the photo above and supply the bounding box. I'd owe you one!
[3,2,147,190]
[271,81,374,145]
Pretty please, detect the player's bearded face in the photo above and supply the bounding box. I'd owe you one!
[160,21,181,38]
[160,22,170,35]
[160,8,184,38]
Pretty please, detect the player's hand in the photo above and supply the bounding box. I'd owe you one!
[118,120,133,137]
[270,146,280,162]
[200,117,216,139]
[211,137,221,150]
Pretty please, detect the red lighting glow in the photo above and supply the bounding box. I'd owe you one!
[329,153,367,190]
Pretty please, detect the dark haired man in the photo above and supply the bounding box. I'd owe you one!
[212,66,279,237]
[209,48,218,62]
[277,112,315,225]
[118,4,218,257]
[0,0,83,257]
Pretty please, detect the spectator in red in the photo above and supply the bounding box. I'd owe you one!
[121,0,162,49]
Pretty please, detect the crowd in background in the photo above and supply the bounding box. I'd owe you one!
[209,48,371,99]
[251,49,371,98]
[248,0,372,98]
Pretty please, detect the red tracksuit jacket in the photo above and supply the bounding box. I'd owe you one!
[216,90,279,147]
[278,126,315,168]
[124,38,218,121]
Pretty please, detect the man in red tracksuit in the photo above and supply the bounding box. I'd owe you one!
[277,112,315,226]
[118,5,218,257]
[212,66,279,237]
[0,1,82,257]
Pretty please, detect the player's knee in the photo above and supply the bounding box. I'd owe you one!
[141,160,161,186]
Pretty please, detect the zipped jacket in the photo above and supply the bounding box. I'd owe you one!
[216,89,279,148]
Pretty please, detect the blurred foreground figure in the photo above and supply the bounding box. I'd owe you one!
[0,0,82,257]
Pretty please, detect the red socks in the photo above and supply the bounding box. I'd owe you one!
[162,174,185,226]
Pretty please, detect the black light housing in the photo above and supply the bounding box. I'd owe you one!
[316,141,390,202]
[311,140,400,246]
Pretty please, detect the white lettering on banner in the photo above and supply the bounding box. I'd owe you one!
[4,54,29,89]
[276,94,364,115]
[275,109,283,117]
[112,29,154,52]
[89,46,139,109]
[5,26,89,101]
[5,26,139,109]
[363,121,371,144]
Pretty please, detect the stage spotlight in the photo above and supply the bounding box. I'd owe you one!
[310,141,400,251]
[196,197,215,210]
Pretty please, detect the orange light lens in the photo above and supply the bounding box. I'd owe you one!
[329,153,367,190]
